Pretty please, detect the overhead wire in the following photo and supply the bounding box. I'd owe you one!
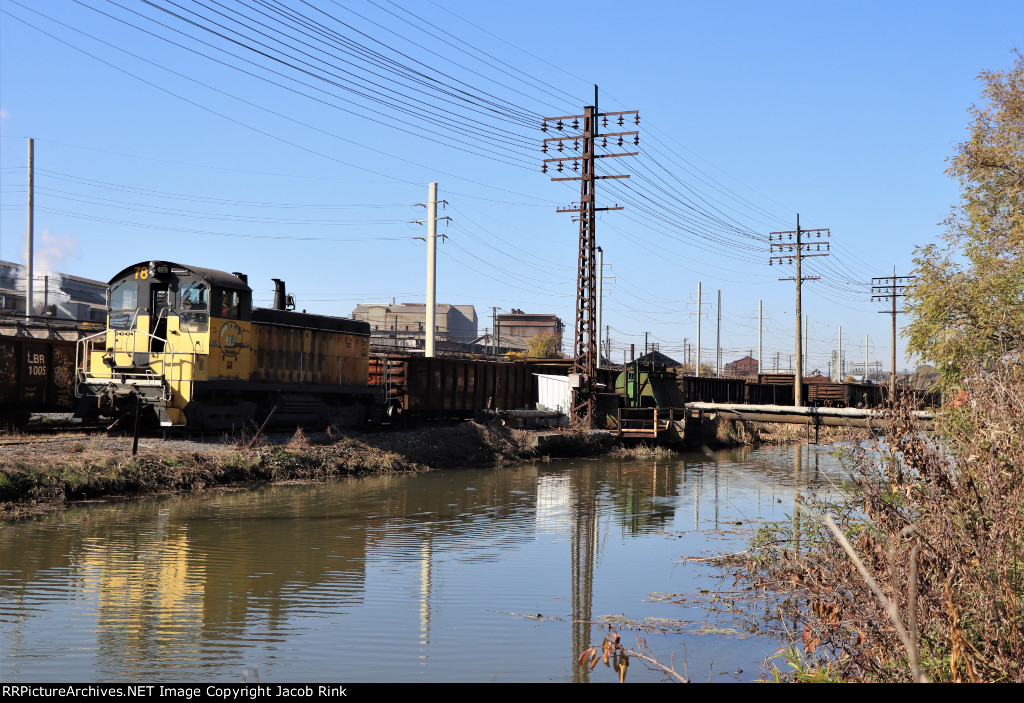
[5,0,891,359]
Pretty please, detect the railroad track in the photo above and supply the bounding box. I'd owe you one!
[0,423,111,447]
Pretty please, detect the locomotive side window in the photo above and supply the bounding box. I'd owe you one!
[108,280,139,330]
[220,289,241,320]
[180,282,209,332]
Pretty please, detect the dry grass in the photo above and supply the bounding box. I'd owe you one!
[612,443,678,459]
[718,417,865,446]
[745,363,1024,682]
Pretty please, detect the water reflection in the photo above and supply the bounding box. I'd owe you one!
[0,444,846,682]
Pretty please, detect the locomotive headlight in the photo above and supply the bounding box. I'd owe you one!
[148,261,170,279]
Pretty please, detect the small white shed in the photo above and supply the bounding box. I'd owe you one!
[535,373,571,427]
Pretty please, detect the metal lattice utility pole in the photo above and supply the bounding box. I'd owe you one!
[872,270,916,397]
[769,215,830,406]
[543,88,638,429]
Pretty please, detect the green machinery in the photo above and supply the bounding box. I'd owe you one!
[615,362,685,408]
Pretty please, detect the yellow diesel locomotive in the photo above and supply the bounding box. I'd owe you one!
[74,261,378,429]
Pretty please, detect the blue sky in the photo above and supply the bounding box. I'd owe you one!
[1,0,1021,375]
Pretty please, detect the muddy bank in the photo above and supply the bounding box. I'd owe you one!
[0,415,862,522]
[0,423,613,521]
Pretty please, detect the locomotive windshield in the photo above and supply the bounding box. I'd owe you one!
[108,280,139,330]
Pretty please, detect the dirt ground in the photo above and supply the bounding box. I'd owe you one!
[0,422,607,521]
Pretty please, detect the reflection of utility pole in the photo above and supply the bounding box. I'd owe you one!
[419,524,434,649]
[571,471,598,683]
[770,215,830,405]
[872,269,915,396]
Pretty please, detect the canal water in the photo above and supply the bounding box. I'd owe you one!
[0,444,844,683]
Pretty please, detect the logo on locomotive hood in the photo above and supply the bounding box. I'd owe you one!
[219,321,243,357]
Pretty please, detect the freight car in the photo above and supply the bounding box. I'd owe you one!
[369,355,561,420]
[0,320,83,426]
[74,261,379,430]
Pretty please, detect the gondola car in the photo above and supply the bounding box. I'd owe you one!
[74,261,378,429]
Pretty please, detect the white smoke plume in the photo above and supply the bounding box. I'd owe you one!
[9,229,81,315]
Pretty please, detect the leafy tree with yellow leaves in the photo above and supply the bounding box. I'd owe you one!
[906,51,1024,386]
[526,331,563,359]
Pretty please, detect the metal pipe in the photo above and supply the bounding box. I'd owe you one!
[686,401,933,421]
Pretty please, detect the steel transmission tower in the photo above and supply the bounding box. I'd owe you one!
[543,90,638,429]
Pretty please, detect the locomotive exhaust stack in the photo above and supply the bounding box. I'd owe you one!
[271,278,295,311]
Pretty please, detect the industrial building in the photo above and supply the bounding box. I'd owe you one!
[495,310,563,353]
[351,302,478,351]
[0,260,105,322]
[724,355,759,378]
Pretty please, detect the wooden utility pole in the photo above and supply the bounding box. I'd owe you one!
[543,88,638,429]
[769,215,830,406]
[872,270,915,397]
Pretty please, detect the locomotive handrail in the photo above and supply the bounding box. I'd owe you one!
[75,328,184,403]
[128,307,142,331]
[74,330,109,397]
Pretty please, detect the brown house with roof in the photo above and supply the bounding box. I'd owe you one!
[724,355,759,378]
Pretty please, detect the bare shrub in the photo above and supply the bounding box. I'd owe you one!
[747,363,1024,682]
